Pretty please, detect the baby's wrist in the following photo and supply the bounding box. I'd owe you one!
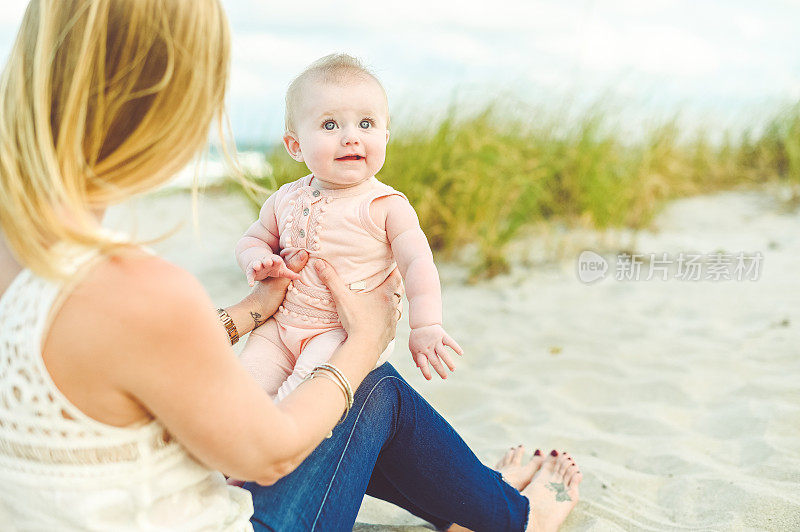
[410,322,442,331]
[240,246,276,262]
[237,249,259,269]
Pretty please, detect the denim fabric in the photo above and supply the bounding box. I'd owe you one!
[244,363,529,531]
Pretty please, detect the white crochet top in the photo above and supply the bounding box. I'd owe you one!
[0,249,254,531]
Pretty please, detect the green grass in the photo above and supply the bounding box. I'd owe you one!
[229,100,800,279]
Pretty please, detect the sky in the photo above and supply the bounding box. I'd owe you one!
[1,0,798,145]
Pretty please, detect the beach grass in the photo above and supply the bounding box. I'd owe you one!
[228,100,800,279]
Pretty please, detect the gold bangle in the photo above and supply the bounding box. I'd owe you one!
[303,368,350,424]
[217,308,239,345]
[316,363,353,413]
[315,372,350,424]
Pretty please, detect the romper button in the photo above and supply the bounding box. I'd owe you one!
[313,190,321,197]
[326,197,332,203]
[303,208,309,216]
[299,229,305,237]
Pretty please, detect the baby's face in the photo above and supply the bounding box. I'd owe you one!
[287,77,389,188]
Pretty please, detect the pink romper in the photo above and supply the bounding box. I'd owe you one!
[239,174,406,400]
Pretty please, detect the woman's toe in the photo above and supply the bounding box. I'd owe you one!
[495,446,516,469]
[566,457,577,476]
[563,463,578,484]
[568,469,583,490]
[522,451,545,477]
[539,451,558,474]
[555,453,571,477]
[511,445,525,466]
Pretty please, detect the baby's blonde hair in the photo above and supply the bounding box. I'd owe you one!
[0,0,233,279]
[284,53,389,133]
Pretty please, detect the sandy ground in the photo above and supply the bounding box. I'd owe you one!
[103,185,799,531]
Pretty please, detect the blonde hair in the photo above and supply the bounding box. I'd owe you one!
[285,53,389,132]
[0,0,233,279]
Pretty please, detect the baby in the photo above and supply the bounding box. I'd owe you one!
[235,54,462,401]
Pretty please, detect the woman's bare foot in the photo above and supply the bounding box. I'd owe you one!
[494,445,545,491]
[521,450,582,532]
[447,446,546,532]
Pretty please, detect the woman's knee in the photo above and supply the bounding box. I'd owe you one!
[355,364,409,408]
[358,362,403,390]
[351,364,407,427]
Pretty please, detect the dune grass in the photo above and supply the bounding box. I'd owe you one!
[230,101,800,279]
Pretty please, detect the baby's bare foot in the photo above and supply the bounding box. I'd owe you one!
[521,450,582,532]
[494,445,544,491]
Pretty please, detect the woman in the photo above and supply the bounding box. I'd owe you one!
[0,1,582,530]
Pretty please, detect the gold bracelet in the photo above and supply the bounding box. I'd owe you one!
[316,363,353,413]
[303,368,350,424]
[317,364,353,402]
[315,372,350,424]
[216,308,239,345]
[317,368,352,420]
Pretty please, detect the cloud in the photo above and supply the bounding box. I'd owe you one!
[0,0,797,142]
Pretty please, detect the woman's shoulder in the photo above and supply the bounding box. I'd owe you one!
[42,248,218,428]
[97,248,202,295]
[77,248,212,332]
[55,247,220,386]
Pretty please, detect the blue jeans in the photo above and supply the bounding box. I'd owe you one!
[244,363,529,531]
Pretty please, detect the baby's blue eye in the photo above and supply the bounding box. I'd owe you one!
[359,120,372,129]
[323,120,336,130]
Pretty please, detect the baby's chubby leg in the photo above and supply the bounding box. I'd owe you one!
[275,328,348,402]
[239,318,295,398]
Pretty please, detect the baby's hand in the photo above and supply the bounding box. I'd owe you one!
[246,252,301,286]
[409,324,464,380]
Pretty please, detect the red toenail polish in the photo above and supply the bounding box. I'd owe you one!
[534,449,541,456]
[550,450,558,456]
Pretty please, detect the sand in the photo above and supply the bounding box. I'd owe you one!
[102,185,799,531]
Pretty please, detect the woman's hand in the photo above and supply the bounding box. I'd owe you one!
[314,259,403,357]
[244,249,309,326]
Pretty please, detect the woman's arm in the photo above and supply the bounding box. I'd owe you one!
[88,252,401,484]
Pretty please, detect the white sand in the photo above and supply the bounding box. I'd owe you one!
[104,185,800,531]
